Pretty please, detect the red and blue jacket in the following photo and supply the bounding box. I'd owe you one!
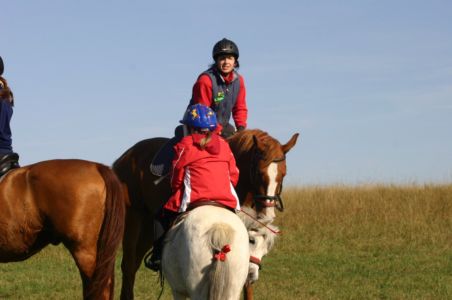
[190,67,247,134]
[163,132,240,213]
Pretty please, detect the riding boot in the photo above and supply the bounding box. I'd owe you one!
[144,209,179,272]
[144,235,165,271]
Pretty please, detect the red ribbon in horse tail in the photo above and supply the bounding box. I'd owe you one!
[213,244,231,261]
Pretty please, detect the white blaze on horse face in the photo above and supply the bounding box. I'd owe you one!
[266,163,278,196]
[263,162,279,220]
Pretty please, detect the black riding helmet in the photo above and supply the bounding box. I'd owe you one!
[0,56,4,75]
[212,38,239,61]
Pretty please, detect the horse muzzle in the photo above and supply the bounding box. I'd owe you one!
[252,194,284,212]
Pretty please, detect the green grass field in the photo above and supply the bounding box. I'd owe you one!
[1,184,451,299]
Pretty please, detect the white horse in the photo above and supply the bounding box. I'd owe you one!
[162,205,250,300]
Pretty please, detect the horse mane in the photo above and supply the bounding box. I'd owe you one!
[228,129,284,165]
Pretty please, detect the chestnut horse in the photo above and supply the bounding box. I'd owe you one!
[0,159,127,300]
[113,129,298,299]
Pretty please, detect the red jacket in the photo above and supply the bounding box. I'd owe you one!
[164,133,240,213]
[191,71,247,134]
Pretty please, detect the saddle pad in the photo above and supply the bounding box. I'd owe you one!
[150,137,178,176]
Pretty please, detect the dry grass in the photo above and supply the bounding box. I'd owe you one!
[1,184,451,299]
[280,184,452,248]
[261,184,452,299]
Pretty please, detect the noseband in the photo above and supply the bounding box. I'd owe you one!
[250,152,286,212]
[249,255,262,270]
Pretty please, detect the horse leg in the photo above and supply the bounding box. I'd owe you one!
[171,291,187,300]
[70,244,112,300]
[120,207,154,300]
[243,283,254,300]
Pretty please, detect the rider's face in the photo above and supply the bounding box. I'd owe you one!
[216,55,236,75]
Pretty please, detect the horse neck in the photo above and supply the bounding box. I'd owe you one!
[235,156,253,200]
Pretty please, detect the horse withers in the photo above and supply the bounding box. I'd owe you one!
[162,205,250,300]
[0,159,127,300]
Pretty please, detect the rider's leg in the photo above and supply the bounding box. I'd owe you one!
[145,209,179,271]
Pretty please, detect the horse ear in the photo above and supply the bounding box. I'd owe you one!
[282,133,299,154]
[253,135,266,153]
[0,56,4,75]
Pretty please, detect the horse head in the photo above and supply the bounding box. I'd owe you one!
[229,129,299,221]
[246,218,279,285]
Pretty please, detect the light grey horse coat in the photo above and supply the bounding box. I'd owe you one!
[162,206,249,300]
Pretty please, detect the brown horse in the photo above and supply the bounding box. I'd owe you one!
[0,159,127,300]
[113,129,298,299]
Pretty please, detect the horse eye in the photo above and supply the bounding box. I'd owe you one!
[249,239,255,245]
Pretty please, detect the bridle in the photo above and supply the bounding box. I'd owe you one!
[249,255,262,270]
[249,150,286,212]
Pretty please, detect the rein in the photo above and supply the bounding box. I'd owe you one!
[239,208,280,273]
[238,209,281,235]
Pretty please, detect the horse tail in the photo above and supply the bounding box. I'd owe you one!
[207,223,235,300]
[86,164,127,300]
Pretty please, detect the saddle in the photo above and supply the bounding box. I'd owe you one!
[0,152,20,177]
[187,200,235,214]
[149,137,178,177]
[149,125,186,178]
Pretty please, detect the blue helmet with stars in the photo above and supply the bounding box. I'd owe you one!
[180,104,217,131]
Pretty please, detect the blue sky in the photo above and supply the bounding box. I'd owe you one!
[2,1,451,185]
